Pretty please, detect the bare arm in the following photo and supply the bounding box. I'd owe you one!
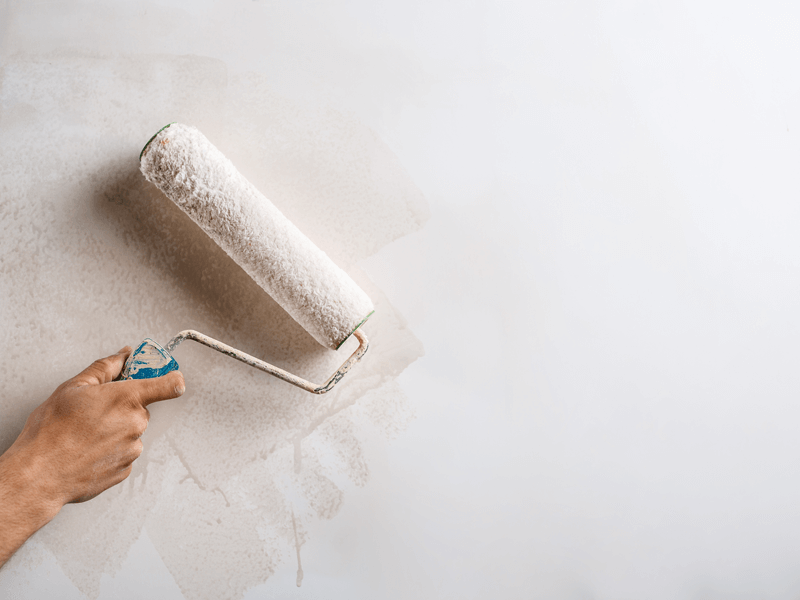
[0,346,185,568]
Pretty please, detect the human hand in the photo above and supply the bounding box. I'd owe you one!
[0,346,185,567]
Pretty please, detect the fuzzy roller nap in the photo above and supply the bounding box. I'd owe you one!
[121,123,373,394]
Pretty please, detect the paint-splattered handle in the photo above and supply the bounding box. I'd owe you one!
[121,338,180,380]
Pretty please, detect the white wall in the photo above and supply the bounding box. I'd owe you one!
[2,1,800,598]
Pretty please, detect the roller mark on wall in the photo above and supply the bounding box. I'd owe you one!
[0,51,427,600]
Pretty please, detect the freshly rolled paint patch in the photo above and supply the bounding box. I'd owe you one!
[122,338,179,380]
[1,56,428,598]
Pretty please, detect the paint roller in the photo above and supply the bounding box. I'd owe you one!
[120,123,373,394]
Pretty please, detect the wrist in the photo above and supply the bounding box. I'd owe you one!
[0,445,63,526]
[0,446,62,568]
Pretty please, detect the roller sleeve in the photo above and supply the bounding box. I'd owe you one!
[139,123,374,351]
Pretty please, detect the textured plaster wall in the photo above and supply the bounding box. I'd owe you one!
[0,51,427,598]
[3,1,800,599]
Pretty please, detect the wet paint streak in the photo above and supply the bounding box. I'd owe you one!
[291,511,304,587]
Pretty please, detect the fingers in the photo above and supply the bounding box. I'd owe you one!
[129,438,144,461]
[115,370,186,408]
[71,347,132,387]
[106,465,134,493]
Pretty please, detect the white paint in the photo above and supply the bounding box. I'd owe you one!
[0,52,425,599]
[3,1,800,599]
[140,123,375,351]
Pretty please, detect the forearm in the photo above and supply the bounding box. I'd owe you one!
[0,447,61,569]
[0,346,184,569]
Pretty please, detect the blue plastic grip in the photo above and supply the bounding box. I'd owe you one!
[121,338,180,380]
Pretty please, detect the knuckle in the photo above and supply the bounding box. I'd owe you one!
[132,439,144,459]
[121,441,143,465]
[93,357,112,371]
[133,414,149,438]
[117,466,133,483]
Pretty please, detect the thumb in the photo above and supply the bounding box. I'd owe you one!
[120,370,186,407]
[71,346,132,387]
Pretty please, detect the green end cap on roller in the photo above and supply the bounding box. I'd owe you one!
[139,122,177,161]
[336,310,375,350]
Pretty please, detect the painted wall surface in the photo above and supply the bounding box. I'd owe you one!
[1,1,800,599]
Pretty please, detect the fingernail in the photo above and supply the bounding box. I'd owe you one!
[117,346,131,354]
[175,383,186,396]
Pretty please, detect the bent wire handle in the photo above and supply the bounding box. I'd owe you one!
[165,329,369,394]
